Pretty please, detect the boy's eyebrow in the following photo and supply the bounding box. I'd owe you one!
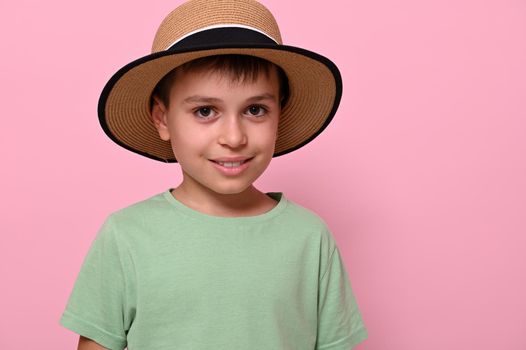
[183,93,277,104]
[183,96,222,104]
[246,93,277,102]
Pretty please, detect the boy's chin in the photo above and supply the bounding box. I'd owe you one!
[209,183,257,196]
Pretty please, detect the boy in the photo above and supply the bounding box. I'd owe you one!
[60,0,367,349]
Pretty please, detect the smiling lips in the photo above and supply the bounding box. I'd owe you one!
[210,157,253,175]
[216,160,245,168]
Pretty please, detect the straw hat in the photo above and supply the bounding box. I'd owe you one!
[98,0,342,162]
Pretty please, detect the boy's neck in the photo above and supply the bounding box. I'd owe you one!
[170,184,278,218]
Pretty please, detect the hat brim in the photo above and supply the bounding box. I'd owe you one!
[98,44,342,162]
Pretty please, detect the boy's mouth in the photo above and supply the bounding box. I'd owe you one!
[209,157,254,168]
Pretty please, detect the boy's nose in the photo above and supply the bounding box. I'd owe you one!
[217,115,248,148]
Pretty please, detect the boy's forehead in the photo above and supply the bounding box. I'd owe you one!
[166,68,280,106]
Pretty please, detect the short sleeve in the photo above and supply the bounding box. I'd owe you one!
[316,246,368,349]
[59,216,136,350]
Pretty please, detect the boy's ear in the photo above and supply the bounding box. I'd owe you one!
[150,97,171,141]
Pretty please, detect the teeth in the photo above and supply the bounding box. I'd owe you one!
[218,161,243,168]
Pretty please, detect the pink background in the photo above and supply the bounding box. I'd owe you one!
[1,0,525,349]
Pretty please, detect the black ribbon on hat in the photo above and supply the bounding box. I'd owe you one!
[168,27,278,50]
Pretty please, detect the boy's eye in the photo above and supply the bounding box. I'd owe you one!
[194,107,216,118]
[246,105,266,117]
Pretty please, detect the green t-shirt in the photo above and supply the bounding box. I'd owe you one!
[60,190,367,349]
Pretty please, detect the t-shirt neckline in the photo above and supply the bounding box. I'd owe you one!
[162,189,288,224]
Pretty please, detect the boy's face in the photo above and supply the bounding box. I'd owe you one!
[152,65,281,197]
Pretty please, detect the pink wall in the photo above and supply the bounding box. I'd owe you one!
[1,0,525,349]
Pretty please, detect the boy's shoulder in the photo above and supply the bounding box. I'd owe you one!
[282,197,337,246]
[279,195,330,229]
[105,190,172,226]
[113,191,170,215]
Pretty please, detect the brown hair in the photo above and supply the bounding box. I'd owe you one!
[151,54,289,109]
